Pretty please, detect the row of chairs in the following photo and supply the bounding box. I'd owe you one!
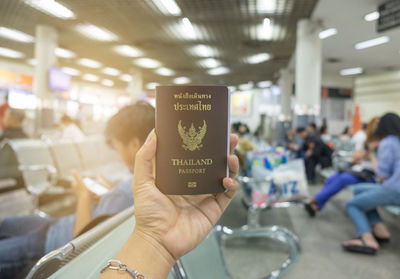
[0,136,130,216]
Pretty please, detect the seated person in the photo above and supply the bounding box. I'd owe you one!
[296,127,333,184]
[0,102,155,279]
[305,117,380,217]
[343,113,400,255]
[0,108,27,141]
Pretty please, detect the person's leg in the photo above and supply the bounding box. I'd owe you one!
[0,215,53,238]
[314,172,362,210]
[305,157,316,183]
[0,220,50,279]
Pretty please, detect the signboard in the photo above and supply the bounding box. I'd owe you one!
[48,67,71,92]
[378,0,400,32]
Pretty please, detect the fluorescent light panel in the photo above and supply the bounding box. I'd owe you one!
[55,47,76,58]
[355,36,389,50]
[0,47,24,58]
[174,77,191,84]
[76,23,118,41]
[258,80,272,88]
[114,45,143,57]
[83,74,99,82]
[364,11,379,22]
[208,67,230,75]
[101,79,114,87]
[62,67,80,76]
[155,67,175,76]
[0,27,34,43]
[146,82,160,90]
[102,67,120,76]
[199,58,221,68]
[179,17,197,40]
[120,74,132,82]
[77,58,102,68]
[340,67,363,76]
[133,57,161,69]
[24,0,75,19]
[246,53,271,64]
[189,44,218,57]
[151,0,181,15]
[257,0,277,13]
[319,28,337,39]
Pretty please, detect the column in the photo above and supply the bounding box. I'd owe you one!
[295,19,322,127]
[279,69,293,120]
[34,25,58,133]
[127,69,143,103]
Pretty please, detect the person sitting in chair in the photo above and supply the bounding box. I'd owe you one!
[0,102,155,279]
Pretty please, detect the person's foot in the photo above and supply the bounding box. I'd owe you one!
[342,233,379,255]
[304,199,319,218]
[372,223,391,243]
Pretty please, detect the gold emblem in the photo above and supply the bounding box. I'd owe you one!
[188,181,197,188]
[178,120,207,151]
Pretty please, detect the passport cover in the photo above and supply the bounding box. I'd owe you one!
[155,85,230,195]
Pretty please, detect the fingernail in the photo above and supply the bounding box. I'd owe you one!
[145,129,155,145]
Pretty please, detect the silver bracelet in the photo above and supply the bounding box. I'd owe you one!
[101,259,147,279]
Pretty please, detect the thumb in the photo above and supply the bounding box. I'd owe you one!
[132,129,156,192]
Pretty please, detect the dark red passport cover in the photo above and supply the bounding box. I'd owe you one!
[155,85,230,195]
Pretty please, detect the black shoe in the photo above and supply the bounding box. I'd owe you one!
[373,234,390,244]
[304,203,316,217]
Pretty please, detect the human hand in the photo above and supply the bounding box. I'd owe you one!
[71,171,91,199]
[131,130,239,264]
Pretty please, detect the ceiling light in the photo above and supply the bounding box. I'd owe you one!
[155,67,175,76]
[257,80,272,88]
[246,53,271,64]
[239,82,254,91]
[133,57,161,68]
[256,17,274,40]
[151,0,181,15]
[355,36,389,50]
[0,47,25,58]
[188,45,218,57]
[146,82,160,90]
[0,27,34,43]
[364,11,379,22]
[61,67,80,76]
[120,74,132,82]
[319,28,337,39]
[173,77,191,84]
[199,58,221,68]
[114,45,143,57]
[27,58,36,65]
[24,0,75,19]
[77,58,102,68]
[55,47,76,58]
[83,74,99,82]
[102,67,121,76]
[257,0,277,13]
[340,67,363,76]
[76,23,118,41]
[180,17,197,40]
[101,79,114,87]
[208,67,230,75]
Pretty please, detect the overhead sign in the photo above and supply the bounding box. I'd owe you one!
[377,0,400,32]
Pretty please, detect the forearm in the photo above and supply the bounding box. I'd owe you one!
[73,194,92,237]
[99,231,175,279]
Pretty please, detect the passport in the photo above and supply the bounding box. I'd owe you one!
[155,85,230,195]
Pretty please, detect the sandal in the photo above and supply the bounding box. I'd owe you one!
[373,234,390,244]
[342,238,377,255]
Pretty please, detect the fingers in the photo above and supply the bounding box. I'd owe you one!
[228,154,239,179]
[215,154,239,210]
[229,134,238,154]
[132,129,156,192]
[71,170,84,185]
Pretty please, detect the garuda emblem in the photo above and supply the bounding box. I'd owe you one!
[178,120,207,151]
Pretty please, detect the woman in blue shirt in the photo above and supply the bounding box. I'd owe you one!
[343,113,400,255]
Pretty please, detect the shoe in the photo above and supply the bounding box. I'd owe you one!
[304,203,316,217]
[373,234,390,244]
[342,238,377,255]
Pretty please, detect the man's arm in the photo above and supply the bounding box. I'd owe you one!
[71,171,93,237]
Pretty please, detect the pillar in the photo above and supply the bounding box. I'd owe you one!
[34,25,58,133]
[127,69,143,103]
[295,19,322,127]
[279,69,293,120]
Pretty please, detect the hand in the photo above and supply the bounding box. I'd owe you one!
[96,173,114,189]
[71,171,91,199]
[131,131,239,264]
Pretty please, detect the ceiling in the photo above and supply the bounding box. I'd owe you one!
[0,0,318,91]
[313,0,400,78]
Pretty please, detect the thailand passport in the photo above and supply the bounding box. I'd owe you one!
[155,85,230,195]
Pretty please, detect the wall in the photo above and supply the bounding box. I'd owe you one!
[354,71,400,121]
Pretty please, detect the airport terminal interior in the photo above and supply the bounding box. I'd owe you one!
[1,0,400,278]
